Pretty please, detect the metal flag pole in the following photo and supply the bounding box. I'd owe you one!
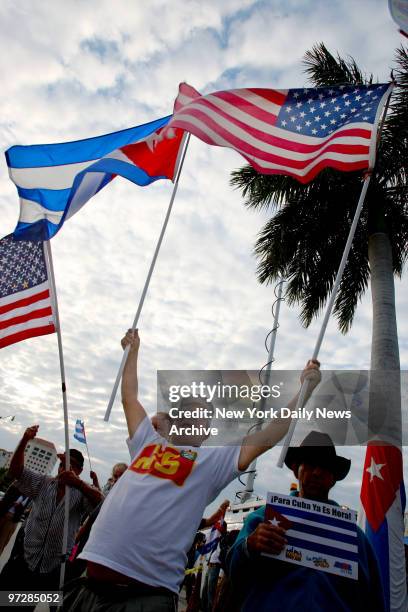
[277,83,395,468]
[104,133,191,422]
[82,422,93,472]
[240,278,285,503]
[44,240,70,590]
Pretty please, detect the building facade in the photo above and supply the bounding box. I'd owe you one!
[0,449,13,469]
[5,438,57,475]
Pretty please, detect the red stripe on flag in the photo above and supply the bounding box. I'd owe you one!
[211,90,281,125]
[0,324,55,349]
[0,289,51,316]
[189,97,280,142]
[174,83,201,112]
[245,159,370,184]
[0,306,54,331]
[247,88,287,106]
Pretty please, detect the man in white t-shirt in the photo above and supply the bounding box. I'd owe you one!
[63,329,320,611]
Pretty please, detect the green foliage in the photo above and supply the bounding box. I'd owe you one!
[231,44,408,332]
[0,466,12,492]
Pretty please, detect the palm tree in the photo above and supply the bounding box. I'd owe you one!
[231,44,407,437]
[231,43,407,610]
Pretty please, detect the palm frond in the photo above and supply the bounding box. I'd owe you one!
[303,43,370,86]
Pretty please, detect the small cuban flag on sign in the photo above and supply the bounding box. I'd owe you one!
[264,492,359,580]
[73,419,86,445]
[199,518,225,555]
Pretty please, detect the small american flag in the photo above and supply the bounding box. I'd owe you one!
[0,235,55,348]
[167,82,391,183]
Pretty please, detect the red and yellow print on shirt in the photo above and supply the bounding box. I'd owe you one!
[130,444,197,486]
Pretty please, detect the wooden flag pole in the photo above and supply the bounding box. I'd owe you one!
[104,133,191,422]
[44,240,71,590]
[277,83,395,468]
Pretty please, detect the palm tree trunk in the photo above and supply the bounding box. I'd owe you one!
[368,232,401,444]
[367,234,406,610]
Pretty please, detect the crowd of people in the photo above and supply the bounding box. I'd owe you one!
[0,329,392,611]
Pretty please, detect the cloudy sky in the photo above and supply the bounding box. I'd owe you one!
[0,0,406,513]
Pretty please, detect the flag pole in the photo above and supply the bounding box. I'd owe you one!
[81,421,93,472]
[44,240,70,590]
[104,133,191,421]
[277,83,395,468]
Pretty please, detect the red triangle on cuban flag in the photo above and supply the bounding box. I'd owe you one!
[120,127,184,181]
[265,505,293,530]
[360,442,403,532]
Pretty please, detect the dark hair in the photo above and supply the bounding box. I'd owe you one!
[69,449,84,468]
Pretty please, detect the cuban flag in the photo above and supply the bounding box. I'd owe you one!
[73,419,87,445]
[360,443,407,611]
[199,519,225,555]
[6,116,185,241]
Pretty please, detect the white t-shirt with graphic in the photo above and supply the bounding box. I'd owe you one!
[81,417,241,594]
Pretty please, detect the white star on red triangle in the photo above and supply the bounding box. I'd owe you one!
[366,457,385,482]
[269,517,280,527]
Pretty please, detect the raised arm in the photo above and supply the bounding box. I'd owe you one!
[238,361,321,471]
[199,499,230,528]
[8,425,39,480]
[121,329,148,438]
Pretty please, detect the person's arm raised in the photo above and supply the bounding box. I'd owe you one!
[8,425,39,480]
[121,329,148,439]
[238,360,321,471]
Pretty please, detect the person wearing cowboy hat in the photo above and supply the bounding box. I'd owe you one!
[0,425,102,604]
[227,431,386,612]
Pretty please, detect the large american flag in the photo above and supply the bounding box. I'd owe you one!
[167,82,391,183]
[0,235,56,348]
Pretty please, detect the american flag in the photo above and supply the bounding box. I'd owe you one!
[167,82,391,183]
[0,235,55,348]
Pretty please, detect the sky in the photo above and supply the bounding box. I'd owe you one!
[0,0,406,514]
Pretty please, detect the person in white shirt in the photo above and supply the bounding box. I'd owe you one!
[63,329,321,612]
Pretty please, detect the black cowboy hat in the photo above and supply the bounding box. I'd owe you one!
[284,431,351,481]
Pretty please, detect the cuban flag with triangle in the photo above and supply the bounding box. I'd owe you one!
[360,442,407,611]
[6,116,184,241]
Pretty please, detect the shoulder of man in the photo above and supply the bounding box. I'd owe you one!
[19,467,50,487]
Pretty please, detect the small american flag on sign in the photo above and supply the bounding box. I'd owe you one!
[0,235,55,348]
[167,82,391,183]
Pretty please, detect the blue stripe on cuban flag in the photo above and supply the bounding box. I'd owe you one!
[73,419,86,445]
[6,115,183,241]
[199,519,225,555]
